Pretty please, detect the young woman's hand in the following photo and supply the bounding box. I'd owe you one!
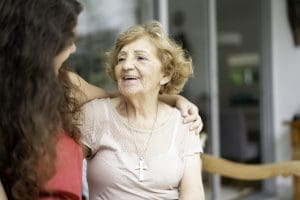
[176,96,203,133]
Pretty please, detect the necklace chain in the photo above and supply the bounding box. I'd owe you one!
[125,102,158,159]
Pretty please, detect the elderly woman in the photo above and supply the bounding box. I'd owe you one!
[79,21,204,200]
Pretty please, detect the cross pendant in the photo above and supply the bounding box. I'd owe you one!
[135,156,148,181]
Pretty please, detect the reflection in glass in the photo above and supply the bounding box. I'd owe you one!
[70,0,139,89]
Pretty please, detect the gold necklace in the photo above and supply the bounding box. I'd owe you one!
[125,102,158,182]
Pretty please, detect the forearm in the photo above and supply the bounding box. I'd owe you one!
[68,71,115,104]
[159,94,183,106]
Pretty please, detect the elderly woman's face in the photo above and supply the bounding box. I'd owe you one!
[115,36,170,97]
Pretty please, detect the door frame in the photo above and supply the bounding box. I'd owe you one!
[260,0,275,194]
[155,0,275,198]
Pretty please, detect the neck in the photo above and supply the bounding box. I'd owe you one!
[121,96,159,129]
[124,96,159,119]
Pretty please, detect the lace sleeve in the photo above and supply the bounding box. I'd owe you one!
[79,99,108,157]
[78,101,98,155]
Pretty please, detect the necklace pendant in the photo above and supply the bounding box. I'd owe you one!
[126,102,157,182]
[135,156,147,181]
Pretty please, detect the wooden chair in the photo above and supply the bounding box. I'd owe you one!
[201,153,300,199]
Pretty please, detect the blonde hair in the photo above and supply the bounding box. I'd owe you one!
[106,20,193,94]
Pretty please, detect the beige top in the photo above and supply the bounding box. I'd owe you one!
[79,98,202,200]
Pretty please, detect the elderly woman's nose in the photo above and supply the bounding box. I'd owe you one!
[122,58,135,70]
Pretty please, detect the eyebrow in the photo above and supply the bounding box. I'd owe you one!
[118,50,149,56]
[135,50,148,54]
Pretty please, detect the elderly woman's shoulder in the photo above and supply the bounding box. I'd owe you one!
[164,104,190,131]
[160,102,184,124]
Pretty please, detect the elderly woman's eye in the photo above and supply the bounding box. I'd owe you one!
[137,56,147,60]
[118,57,125,62]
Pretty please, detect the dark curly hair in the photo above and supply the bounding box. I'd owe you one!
[0,0,82,199]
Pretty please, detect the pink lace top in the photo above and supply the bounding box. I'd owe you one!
[79,98,202,200]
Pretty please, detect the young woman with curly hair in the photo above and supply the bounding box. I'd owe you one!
[0,1,202,199]
[0,0,84,199]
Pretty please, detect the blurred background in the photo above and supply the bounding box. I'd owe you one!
[71,0,300,199]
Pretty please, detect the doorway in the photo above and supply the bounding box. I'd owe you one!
[168,0,274,199]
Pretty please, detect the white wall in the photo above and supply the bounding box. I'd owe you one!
[272,0,300,196]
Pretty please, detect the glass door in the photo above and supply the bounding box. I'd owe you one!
[168,0,272,199]
[71,0,143,89]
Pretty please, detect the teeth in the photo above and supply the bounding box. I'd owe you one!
[123,75,138,80]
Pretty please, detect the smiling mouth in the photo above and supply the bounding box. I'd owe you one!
[122,75,139,80]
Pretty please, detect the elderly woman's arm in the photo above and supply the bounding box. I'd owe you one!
[0,180,7,200]
[179,154,205,200]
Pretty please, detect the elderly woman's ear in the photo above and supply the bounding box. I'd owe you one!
[160,72,173,86]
